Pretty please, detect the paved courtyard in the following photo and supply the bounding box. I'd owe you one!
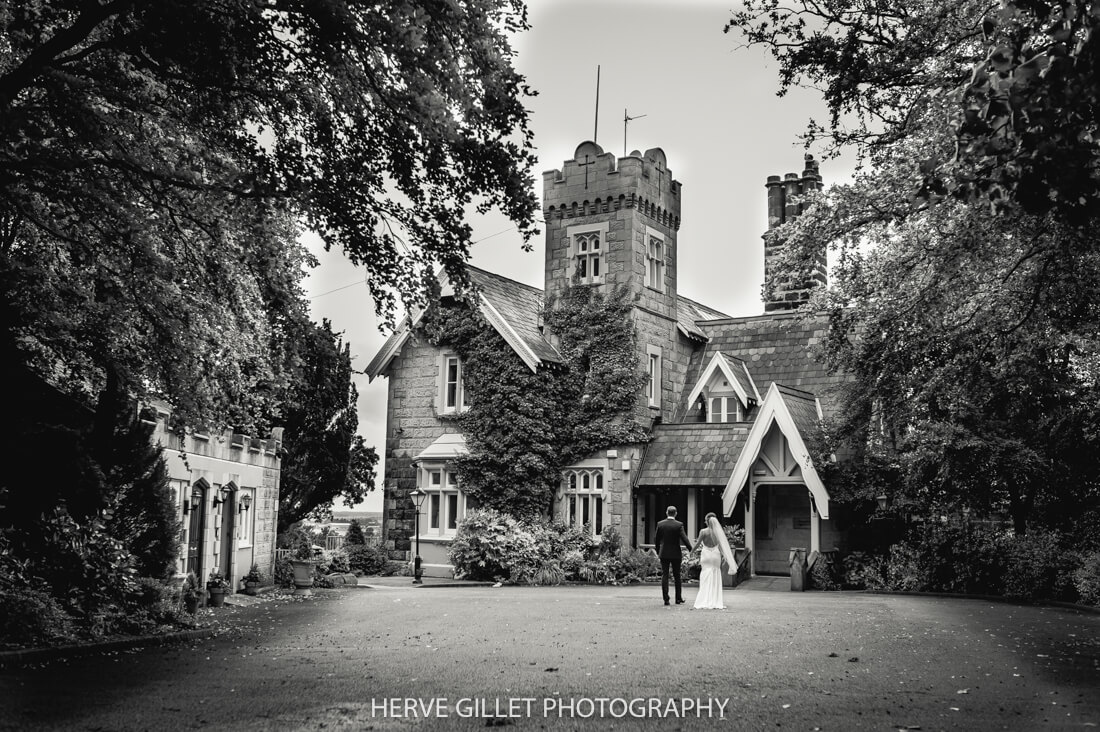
[2,580,1098,730]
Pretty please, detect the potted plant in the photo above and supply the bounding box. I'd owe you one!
[180,572,204,614]
[289,539,316,596]
[206,569,231,607]
[240,563,263,596]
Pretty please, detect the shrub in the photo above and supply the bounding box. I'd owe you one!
[809,553,841,591]
[449,509,542,581]
[532,560,566,586]
[1075,552,1100,606]
[274,556,294,587]
[1002,530,1076,602]
[116,577,186,635]
[841,551,877,589]
[873,520,1010,594]
[325,552,351,575]
[0,586,75,648]
[345,544,389,576]
[618,548,660,583]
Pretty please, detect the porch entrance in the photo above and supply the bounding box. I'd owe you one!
[752,484,811,575]
[185,484,206,578]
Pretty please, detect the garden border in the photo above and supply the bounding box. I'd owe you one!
[863,589,1100,615]
[0,628,216,670]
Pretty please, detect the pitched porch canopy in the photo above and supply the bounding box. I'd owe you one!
[414,433,469,462]
[722,382,830,519]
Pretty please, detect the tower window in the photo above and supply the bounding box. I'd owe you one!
[646,345,662,408]
[574,231,603,284]
[646,234,665,291]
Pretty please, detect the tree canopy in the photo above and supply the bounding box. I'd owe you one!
[728,0,1100,228]
[1,0,539,431]
[727,0,1100,534]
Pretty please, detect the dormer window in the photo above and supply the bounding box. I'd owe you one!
[568,222,608,285]
[708,394,742,423]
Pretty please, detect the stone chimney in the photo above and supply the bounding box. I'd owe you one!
[763,154,826,313]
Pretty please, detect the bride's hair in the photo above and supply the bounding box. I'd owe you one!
[704,512,717,523]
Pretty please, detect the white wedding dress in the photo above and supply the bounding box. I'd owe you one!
[693,543,725,609]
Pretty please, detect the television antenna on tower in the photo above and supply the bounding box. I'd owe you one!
[624,109,646,157]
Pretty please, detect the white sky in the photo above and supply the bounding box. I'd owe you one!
[302,0,857,513]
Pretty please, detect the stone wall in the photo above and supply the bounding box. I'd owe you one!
[380,332,462,561]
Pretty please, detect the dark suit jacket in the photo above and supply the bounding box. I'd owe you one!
[654,518,692,561]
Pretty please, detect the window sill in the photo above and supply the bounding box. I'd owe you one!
[416,534,457,543]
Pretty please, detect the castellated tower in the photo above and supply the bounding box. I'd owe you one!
[763,154,827,312]
[542,141,684,422]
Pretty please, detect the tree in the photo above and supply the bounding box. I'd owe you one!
[1,0,539,435]
[345,519,367,547]
[727,0,1100,533]
[278,319,378,532]
[727,0,1100,229]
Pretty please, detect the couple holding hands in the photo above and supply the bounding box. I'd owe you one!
[653,506,736,609]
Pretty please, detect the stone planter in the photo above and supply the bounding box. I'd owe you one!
[207,587,228,607]
[242,581,261,596]
[289,559,315,596]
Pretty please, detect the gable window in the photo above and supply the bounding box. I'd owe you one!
[708,395,741,423]
[568,222,608,286]
[646,231,665,291]
[422,468,463,536]
[646,345,662,408]
[440,354,470,414]
[562,469,604,535]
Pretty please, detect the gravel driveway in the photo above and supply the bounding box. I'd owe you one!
[2,582,1098,730]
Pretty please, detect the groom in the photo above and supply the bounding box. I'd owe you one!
[654,506,692,606]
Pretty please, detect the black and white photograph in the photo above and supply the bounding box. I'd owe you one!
[2,0,1099,729]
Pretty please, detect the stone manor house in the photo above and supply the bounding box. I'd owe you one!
[366,141,847,577]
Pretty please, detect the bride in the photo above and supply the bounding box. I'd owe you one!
[693,513,737,609]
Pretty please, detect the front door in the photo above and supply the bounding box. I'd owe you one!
[186,486,206,577]
[219,491,235,579]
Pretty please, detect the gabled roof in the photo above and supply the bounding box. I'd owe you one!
[467,267,561,366]
[723,382,829,518]
[635,423,752,487]
[684,351,762,409]
[365,266,560,380]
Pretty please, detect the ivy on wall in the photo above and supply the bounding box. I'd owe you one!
[422,285,648,518]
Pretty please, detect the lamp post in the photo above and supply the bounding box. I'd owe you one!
[411,488,427,584]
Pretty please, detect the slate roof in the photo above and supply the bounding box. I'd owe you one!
[467,267,560,365]
[635,423,752,487]
[776,384,823,439]
[676,294,730,341]
[364,266,560,379]
[680,312,846,420]
[718,352,761,403]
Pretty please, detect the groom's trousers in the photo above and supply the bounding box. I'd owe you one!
[660,557,683,603]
